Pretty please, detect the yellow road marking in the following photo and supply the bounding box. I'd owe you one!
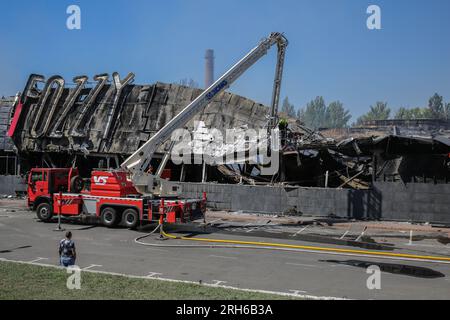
[162,230,450,263]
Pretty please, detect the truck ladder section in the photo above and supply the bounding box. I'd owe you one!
[121,32,288,195]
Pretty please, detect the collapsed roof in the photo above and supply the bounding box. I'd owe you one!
[9,73,270,157]
[7,73,450,188]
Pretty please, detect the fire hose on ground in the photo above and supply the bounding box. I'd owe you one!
[134,222,450,265]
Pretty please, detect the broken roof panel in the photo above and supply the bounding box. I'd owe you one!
[9,74,271,156]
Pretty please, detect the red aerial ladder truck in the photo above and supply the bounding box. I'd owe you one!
[27,167,206,228]
[27,32,288,229]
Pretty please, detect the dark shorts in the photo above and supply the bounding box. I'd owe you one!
[60,256,75,267]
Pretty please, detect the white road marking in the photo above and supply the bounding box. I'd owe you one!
[206,219,222,225]
[210,280,227,286]
[330,264,353,269]
[29,257,48,263]
[246,224,265,233]
[209,255,238,260]
[355,226,368,242]
[293,226,309,236]
[240,223,254,233]
[82,264,103,270]
[340,230,350,239]
[147,272,163,278]
[289,290,308,295]
[286,262,318,268]
[246,220,272,233]
[407,230,413,246]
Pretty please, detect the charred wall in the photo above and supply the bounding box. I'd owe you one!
[11,74,270,164]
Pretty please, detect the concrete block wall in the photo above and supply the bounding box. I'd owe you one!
[372,182,450,224]
[180,183,369,217]
[0,177,446,224]
[180,182,450,224]
[0,175,26,195]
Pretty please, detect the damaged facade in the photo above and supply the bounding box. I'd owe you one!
[320,120,450,185]
[3,73,450,223]
[9,73,271,181]
[7,73,450,190]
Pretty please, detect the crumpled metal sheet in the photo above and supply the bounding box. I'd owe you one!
[11,75,270,156]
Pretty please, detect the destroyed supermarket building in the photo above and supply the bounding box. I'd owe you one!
[4,73,450,224]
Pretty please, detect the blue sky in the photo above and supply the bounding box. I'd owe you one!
[1,0,450,120]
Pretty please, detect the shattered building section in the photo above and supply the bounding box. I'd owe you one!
[218,116,450,188]
[333,135,450,184]
[7,73,450,191]
[9,73,270,177]
[319,120,450,185]
[320,119,450,141]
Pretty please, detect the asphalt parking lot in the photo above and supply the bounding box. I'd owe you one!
[1,201,450,300]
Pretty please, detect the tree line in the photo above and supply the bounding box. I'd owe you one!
[281,93,450,129]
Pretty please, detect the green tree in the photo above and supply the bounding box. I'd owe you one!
[299,96,327,129]
[356,101,390,125]
[395,107,409,120]
[428,93,445,119]
[281,97,296,118]
[445,103,450,120]
[296,108,304,121]
[325,101,352,128]
[395,107,429,120]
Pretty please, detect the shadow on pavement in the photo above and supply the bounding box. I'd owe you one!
[321,259,445,279]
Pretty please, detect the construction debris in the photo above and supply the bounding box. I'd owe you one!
[5,73,450,190]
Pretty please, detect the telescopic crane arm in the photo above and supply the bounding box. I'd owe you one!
[269,37,287,129]
[121,32,288,195]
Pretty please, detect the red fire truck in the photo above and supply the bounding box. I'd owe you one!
[27,167,206,228]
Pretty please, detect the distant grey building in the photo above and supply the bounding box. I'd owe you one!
[0,97,15,150]
[0,95,25,195]
[0,95,20,175]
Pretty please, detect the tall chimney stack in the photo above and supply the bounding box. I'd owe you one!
[204,49,214,89]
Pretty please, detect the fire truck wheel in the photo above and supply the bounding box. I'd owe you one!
[101,207,118,228]
[122,208,139,229]
[36,203,53,222]
[70,176,84,193]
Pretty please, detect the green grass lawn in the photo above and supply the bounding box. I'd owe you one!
[0,261,291,300]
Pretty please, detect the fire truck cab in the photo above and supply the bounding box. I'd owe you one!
[27,167,206,229]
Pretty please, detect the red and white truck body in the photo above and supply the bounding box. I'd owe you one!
[28,168,206,228]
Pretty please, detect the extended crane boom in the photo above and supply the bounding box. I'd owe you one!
[121,32,288,196]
